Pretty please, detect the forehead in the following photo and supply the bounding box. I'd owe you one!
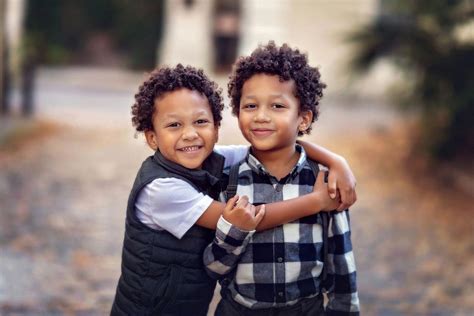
[241,74,296,96]
[154,88,212,116]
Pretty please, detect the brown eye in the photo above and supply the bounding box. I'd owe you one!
[195,119,209,125]
[242,104,256,109]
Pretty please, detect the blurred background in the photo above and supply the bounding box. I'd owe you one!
[1,0,473,315]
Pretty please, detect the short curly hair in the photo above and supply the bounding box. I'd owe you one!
[131,64,224,132]
[228,41,326,136]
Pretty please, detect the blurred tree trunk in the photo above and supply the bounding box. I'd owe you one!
[20,58,35,117]
[0,0,11,116]
[21,0,35,117]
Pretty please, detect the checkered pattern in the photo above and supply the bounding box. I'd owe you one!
[203,146,360,313]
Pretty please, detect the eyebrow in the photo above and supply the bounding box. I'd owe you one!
[242,94,288,100]
[163,110,210,119]
[242,95,257,100]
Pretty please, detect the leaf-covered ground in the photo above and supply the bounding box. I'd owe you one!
[0,119,472,315]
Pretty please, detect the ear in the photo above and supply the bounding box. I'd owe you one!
[298,110,313,134]
[145,130,159,151]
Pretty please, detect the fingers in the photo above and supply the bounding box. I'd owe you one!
[347,189,355,206]
[337,202,347,212]
[248,204,256,217]
[327,172,337,199]
[338,189,350,211]
[330,190,344,212]
[224,194,240,212]
[337,186,359,211]
[235,195,249,209]
[342,186,357,208]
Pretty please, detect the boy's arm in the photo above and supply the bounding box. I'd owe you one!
[298,140,357,211]
[203,216,253,279]
[325,211,360,315]
[196,172,339,231]
[254,171,339,231]
[203,198,258,279]
[214,144,249,168]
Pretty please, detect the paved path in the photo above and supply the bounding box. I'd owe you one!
[0,68,472,315]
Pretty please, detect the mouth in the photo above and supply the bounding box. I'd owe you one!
[178,145,203,153]
[251,128,275,137]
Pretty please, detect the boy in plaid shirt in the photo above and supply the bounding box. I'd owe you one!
[204,42,360,315]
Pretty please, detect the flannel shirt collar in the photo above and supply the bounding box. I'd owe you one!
[246,144,308,178]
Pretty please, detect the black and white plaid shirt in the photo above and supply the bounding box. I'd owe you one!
[204,146,360,313]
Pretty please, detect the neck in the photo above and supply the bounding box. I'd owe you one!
[251,144,300,180]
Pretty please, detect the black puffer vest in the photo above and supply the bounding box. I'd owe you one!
[111,151,224,316]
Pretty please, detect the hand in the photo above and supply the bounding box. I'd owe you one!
[222,195,265,231]
[313,171,341,212]
[327,155,357,211]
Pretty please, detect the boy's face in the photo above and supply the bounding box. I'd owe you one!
[145,88,218,169]
[238,74,312,153]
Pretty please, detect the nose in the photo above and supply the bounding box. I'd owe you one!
[182,125,198,140]
[254,107,270,122]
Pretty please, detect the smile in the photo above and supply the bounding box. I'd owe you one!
[178,145,203,152]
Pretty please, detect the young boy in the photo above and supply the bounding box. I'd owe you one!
[111,64,356,315]
[204,42,360,315]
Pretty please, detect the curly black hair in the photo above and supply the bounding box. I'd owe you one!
[131,64,224,132]
[228,41,326,136]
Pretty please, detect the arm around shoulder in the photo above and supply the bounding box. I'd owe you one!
[298,140,357,210]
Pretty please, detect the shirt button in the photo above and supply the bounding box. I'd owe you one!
[278,292,284,297]
[277,257,283,263]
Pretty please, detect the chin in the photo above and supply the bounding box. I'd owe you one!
[182,163,200,170]
[181,160,203,170]
[250,142,276,151]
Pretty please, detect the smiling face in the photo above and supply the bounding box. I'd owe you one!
[145,88,218,169]
[238,74,312,154]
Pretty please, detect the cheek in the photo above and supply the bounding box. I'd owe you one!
[205,127,219,144]
[155,132,175,150]
[211,130,219,144]
[279,118,300,135]
[238,114,250,129]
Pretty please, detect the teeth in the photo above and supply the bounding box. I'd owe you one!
[181,146,200,152]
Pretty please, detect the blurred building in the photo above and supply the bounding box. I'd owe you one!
[159,0,214,70]
[159,0,393,98]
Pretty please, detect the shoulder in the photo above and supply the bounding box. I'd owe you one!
[144,177,199,197]
[137,156,167,181]
[139,177,206,210]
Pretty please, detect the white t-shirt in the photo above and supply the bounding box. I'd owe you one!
[135,145,249,239]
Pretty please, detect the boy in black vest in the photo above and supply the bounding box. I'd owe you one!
[204,42,360,315]
[111,64,357,315]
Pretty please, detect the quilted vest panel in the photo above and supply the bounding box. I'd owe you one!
[111,151,224,316]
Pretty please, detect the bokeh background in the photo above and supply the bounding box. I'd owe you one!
[1,0,473,315]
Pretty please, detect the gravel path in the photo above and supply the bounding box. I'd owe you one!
[0,69,472,315]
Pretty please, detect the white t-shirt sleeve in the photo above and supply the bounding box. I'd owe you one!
[135,178,214,239]
[214,144,249,168]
